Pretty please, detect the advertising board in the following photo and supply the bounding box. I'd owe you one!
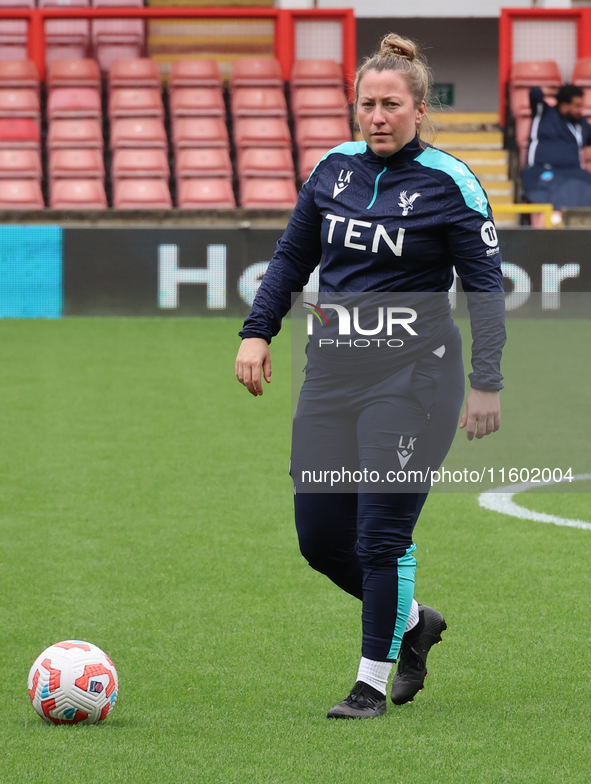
[0,226,589,317]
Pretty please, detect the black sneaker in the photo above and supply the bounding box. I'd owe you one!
[327,680,387,719]
[391,604,447,705]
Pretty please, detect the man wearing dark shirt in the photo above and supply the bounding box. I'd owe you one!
[522,85,591,209]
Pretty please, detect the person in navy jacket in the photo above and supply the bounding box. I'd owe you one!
[522,84,591,209]
[236,33,505,719]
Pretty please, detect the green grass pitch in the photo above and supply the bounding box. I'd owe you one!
[0,317,590,784]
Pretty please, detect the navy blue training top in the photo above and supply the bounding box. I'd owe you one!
[527,87,591,169]
[240,136,505,390]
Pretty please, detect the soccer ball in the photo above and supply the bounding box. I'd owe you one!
[28,640,119,725]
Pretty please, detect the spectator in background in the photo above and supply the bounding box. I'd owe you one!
[522,85,591,211]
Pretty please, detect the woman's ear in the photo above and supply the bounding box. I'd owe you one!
[415,100,426,126]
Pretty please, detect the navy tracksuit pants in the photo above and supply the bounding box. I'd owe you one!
[292,328,465,662]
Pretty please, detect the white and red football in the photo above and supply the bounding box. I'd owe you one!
[28,640,119,725]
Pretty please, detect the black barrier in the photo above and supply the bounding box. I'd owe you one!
[498,229,591,291]
[62,228,591,316]
[63,227,283,316]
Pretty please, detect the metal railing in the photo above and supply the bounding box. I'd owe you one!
[0,5,356,89]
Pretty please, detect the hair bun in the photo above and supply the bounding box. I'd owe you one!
[354,31,431,114]
[379,33,418,62]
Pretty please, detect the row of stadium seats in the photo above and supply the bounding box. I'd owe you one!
[509,59,591,168]
[0,0,143,72]
[0,55,346,92]
[223,59,349,208]
[289,60,350,196]
[0,56,353,208]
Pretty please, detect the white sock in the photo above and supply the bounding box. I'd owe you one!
[405,599,419,632]
[357,656,393,695]
[356,601,420,694]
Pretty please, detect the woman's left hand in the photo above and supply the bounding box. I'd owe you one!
[459,389,501,441]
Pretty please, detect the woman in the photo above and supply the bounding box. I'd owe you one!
[235,34,505,718]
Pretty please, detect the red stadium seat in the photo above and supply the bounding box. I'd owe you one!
[92,0,144,69]
[108,88,164,120]
[508,59,562,119]
[0,117,39,149]
[0,14,27,45]
[0,0,35,33]
[509,87,531,118]
[291,59,343,87]
[531,211,555,227]
[41,0,90,67]
[175,148,232,179]
[510,61,562,86]
[169,59,222,89]
[581,88,591,117]
[233,118,291,149]
[0,28,27,56]
[0,44,28,65]
[0,178,43,208]
[231,58,283,89]
[92,0,144,75]
[110,118,167,149]
[40,0,89,22]
[0,60,39,91]
[172,117,229,149]
[0,0,33,12]
[47,48,90,69]
[0,33,28,61]
[510,86,557,119]
[169,87,225,120]
[47,88,102,120]
[96,46,144,77]
[49,148,105,179]
[50,178,107,208]
[47,59,101,89]
[92,0,143,27]
[47,118,103,149]
[515,116,532,149]
[237,147,294,179]
[111,148,169,179]
[0,89,40,123]
[291,87,349,118]
[177,177,236,209]
[113,178,172,208]
[573,59,591,87]
[515,116,532,168]
[46,48,89,69]
[109,59,161,89]
[240,177,297,209]
[297,146,331,181]
[93,23,143,47]
[0,148,41,179]
[0,0,34,63]
[231,87,287,118]
[295,117,351,149]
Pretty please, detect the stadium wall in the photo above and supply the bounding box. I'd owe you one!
[1,225,589,318]
[356,18,499,113]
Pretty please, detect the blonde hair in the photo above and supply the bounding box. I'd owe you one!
[355,34,439,145]
[355,33,432,109]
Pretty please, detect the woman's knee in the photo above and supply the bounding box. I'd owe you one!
[294,492,357,571]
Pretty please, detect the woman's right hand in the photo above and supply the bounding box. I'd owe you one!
[235,337,272,397]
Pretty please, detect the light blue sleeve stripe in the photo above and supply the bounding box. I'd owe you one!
[415,147,489,218]
[388,543,417,661]
[306,140,367,182]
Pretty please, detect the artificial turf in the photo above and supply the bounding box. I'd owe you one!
[0,317,590,784]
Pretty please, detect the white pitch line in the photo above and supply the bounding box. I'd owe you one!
[478,473,591,531]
